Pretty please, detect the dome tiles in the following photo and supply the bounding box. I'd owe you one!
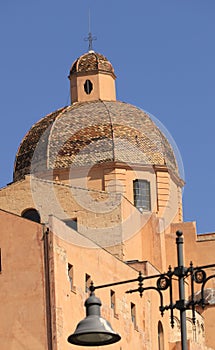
[13,100,179,182]
[70,52,115,76]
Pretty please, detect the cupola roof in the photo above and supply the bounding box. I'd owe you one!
[70,51,115,77]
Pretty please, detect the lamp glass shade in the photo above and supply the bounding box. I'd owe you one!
[67,315,121,346]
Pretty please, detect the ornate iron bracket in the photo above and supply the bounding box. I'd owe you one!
[89,231,215,350]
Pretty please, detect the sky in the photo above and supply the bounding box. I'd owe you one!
[0,0,214,234]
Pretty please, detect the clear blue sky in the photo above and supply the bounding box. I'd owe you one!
[0,1,214,233]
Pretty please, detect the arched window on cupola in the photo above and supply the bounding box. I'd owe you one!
[21,208,41,223]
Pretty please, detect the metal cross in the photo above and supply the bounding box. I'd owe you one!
[84,32,97,52]
[84,9,97,51]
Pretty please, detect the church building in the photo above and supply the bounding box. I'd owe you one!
[0,43,215,350]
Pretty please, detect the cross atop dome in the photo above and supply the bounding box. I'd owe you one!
[84,10,97,52]
[84,32,97,52]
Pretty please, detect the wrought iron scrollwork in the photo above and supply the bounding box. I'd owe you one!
[89,231,215,350]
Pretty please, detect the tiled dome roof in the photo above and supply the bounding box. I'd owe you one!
[13,100,179,181]
[70,52,115,76]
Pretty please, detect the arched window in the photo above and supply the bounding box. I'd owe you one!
[21,208,41,223]
[158,321,164,350]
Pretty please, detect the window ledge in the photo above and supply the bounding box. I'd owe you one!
[134,325,139,332]
[114,313,119,320]
[71,286,77,294]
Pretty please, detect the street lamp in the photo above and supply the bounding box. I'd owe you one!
[68,231,215,349]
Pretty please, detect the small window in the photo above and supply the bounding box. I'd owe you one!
[131,302,136,327]
[85,273,91,293]
[21,208,41,223]
[110,290,116,312]
[158,321,164,350]
[68,264,74,290]
[64,218,77,231]
[133,179,151,211]
[84,79,93,94]
[201,323,205,336]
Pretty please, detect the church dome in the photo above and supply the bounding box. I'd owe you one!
[13,100,179,182]
[70,51,115,76]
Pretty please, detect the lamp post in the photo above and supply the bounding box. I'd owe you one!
[68,231,215,349]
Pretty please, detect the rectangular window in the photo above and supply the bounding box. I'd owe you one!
[68,263,74,290]
[133,179,151,211]
[131,302,136,327]
[85,273,91,293]
[110,290,116,311]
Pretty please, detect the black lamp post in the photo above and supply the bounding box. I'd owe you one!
[68,231,215,349]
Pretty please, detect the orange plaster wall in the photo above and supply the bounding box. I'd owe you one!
[48,216,169,350]
[0,210,48,350]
